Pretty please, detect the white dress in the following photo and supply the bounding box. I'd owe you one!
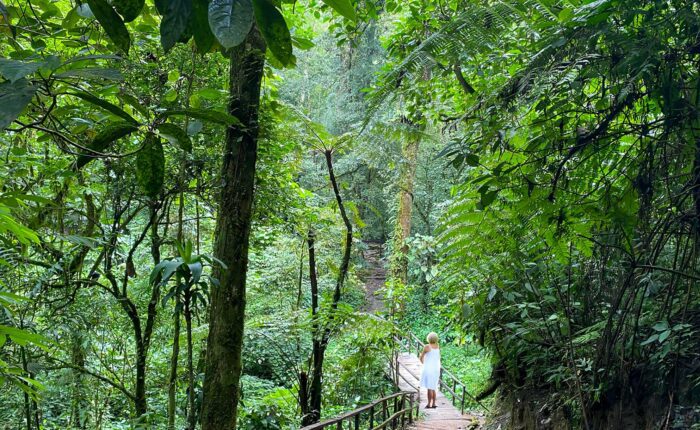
[419,346,441,390]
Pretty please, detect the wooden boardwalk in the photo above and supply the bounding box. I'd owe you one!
[396,352,483,430]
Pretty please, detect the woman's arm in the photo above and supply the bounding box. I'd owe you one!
[419,345,430,363]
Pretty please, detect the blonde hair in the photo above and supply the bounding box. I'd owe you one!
[426,332,439,345]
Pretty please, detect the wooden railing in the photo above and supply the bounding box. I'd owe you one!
[300,329,486,430]
[395,331,489,414]
[299,391,419,430]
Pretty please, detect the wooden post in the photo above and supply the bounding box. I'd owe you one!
[461,386,466,414]
[453,379,457,402]
[369,405,375,428]
[337,421,342,430]
[383,399,388,422]
[400,395,406,427]
[416,392,420,417]
[393,396,399,430]
[394,353,399,386]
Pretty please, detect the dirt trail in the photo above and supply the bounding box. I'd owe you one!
[360,241,386,313]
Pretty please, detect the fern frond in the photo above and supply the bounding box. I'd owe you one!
[365,0,562,123]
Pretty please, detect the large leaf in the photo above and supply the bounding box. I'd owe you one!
[208,0,254,49]
[0,80,38,130]
[0,59,43,83]
[160,0,193,52]
[76,122,139,169]
[157,122,192,152]
[87,0,131,52]
[113,0,145,22]
[252,0,292,65]
[136,133,165,199]
[61,54,122,66]
[193,0,216,52]
[151,259,184,286]
[321,0,357,22]
[0,325,52,350]
[159,108,242,126]
[118,93,150,117]
[56,68,123,81]
[70,92,139,124]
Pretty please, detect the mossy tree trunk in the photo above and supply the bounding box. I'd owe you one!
[390,120,420,290]
[200,26,266,430]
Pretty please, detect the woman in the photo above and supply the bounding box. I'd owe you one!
[419,332,441,409]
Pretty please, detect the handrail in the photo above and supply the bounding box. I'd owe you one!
[300,391,418,430]
[300,328,487,430]
[396,331,490,413]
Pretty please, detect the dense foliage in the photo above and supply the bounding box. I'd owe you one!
[1,0,699,429]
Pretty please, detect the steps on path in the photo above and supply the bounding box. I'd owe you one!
[396,352,484,430]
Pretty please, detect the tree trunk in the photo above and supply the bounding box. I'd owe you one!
[390,128,420,286]
[167,305,180,430]
[21,346,32,430]
[70,332,87,429]
[302,151,354,426]
[200,25,266,430]
[301,230,321,425]
[135,205,163,420]
[185,292,196,430]
[134,343,148,418]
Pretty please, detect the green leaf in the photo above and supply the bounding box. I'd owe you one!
[193,0,216,52]
[208,0,254,49]
[136,133,165,199]
[321,0,357,22]
[292,36,315,50]
[151,259,183,286]
[465,153,479,167]
[253,0,292,65]
[194,87,224,100]
[87,0,132,53]
[159,108,242,126]
[157,122,192,152]
[188,262,203,284]
[652,321,669,332]
[160,0,193,52]
[61,54,123,66]
[76,122,139,169]
[56,68,123,81]
[0,58,43,83]
[558,7,573,22]
[113,0,145,22]
[658,330,671,343]
[0,80,38,130]
[480,189,498,208]
[70,92,139,124]
[118,93,150,118]
[0,325,52,350]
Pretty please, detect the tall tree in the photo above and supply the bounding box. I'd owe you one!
[200,25,267,430]
[389,117,421,286]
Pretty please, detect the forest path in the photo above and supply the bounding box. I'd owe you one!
[360,241,484,430]
[360,241,386,313]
